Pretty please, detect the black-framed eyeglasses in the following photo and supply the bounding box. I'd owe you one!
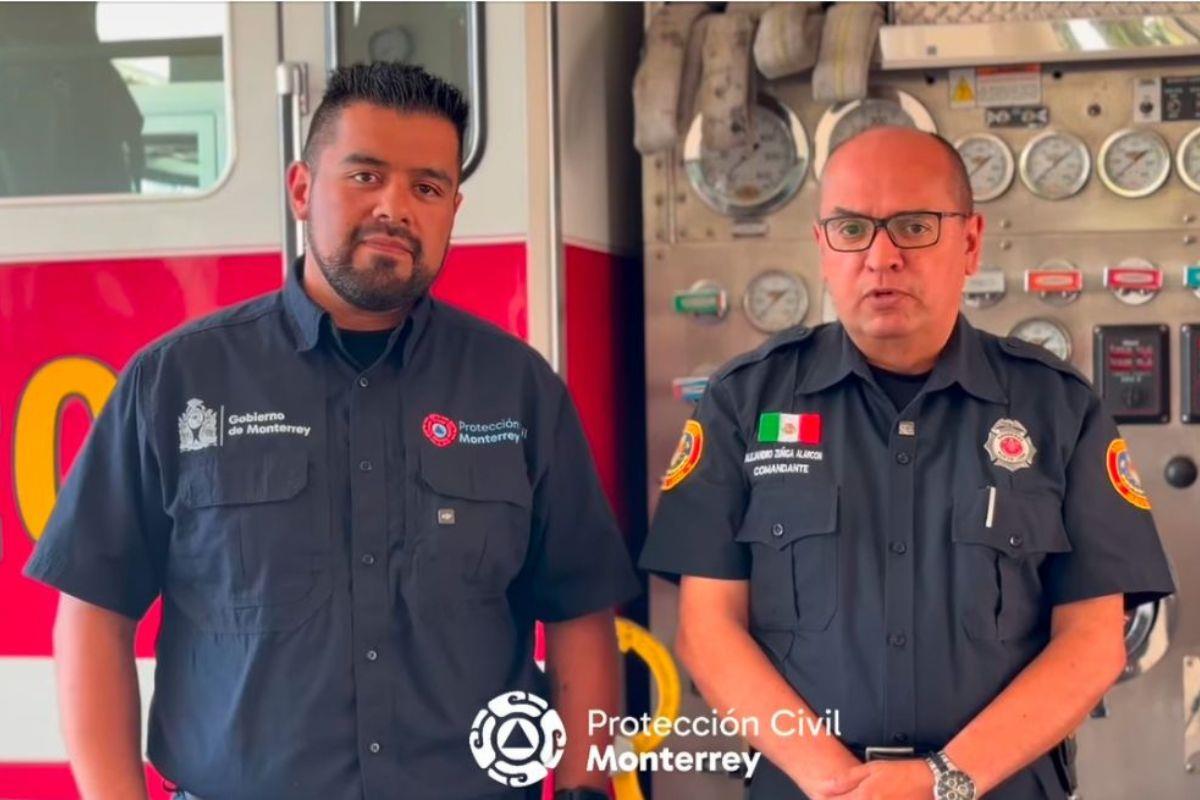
[818,210,971,252]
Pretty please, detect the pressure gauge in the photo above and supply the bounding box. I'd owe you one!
[954,133,1015,202]
[682,96,809,218]
[813,90,936,177]
[1177,126,1200,194]
[1010,317,1073,362]
[742,270,809,333]
[368,27,414,61]
[1018,130,1091,200]
[1097,127,1171,198]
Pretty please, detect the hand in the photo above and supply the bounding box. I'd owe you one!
[813,759,934,800]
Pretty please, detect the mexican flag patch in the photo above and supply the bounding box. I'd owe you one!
[758,412,821,444]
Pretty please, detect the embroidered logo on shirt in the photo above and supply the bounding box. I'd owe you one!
[178,399,219,451]
[178,400,312,452]
[423,414,459,447]
[984,418,1036,472]
[758,412,822,444]
[423,414,527,447]
[661,419,703,491]
[1106,438,1151,510]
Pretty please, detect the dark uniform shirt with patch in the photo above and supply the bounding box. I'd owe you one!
[25,260,641,800]
[639,316,1174,800]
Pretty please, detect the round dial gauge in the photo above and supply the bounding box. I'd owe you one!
[742,270,809,333]
[1018,131,1091,200]
[1176,126,1200,194]
[683,96,809,218]
[1009,318,1072,362]
[954,133,1015,202]
[1097,127,1171,198]
[368,27,414,61]
[813,90,936,177]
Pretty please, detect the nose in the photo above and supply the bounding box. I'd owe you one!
[372,181,414,227]
[863,224,903,273]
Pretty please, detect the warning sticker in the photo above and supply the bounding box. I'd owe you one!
[949,68,977,109]
[977,65,1042,108]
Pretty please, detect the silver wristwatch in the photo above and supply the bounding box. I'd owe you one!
[925,750,976,800]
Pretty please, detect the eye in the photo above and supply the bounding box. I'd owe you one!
[351,172,379,185]
[900,221,932,235]
[416,183,442,197]
[834,220,867,238]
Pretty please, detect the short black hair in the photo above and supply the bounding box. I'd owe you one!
[302,62,469,169]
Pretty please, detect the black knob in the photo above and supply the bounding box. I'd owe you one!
[1139,100,1155,115]
[1164,456,1197,489]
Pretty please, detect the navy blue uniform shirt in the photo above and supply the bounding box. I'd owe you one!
[640,316,1174,800]
[26,260,641,800]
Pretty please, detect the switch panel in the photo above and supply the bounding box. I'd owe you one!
[1183,324,1200,424]
[1093,325,1169,424]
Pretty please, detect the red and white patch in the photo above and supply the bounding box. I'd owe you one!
[422,413,459,447]
[984,418,1036,472]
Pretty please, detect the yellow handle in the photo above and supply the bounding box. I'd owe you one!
[611,617,683,800]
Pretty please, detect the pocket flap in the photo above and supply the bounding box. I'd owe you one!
[180,453,308,508]
[418,448,533,508]
[735,483,839,550]
[952,486,1072,555]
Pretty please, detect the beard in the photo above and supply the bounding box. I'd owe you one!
[305,218,440,312]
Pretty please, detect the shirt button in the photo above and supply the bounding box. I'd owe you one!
[368,742,381,754]
[361,554,376,566]
[358,376,370,388]
[1009,534,1024,548]
[888,632,907,648]
[359,460,373,472]
[889,541,908,555]
[366,649,378,662]
[771,523,785,537]
[895,452,911,465]
[893,732,910,744]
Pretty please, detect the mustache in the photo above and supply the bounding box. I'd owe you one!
[354,224,423,259]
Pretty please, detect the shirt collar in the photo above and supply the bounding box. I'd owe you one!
[795,315,1007,404]
[283,257,325,352]
[923,315,1008,403]
[283,256,434,357]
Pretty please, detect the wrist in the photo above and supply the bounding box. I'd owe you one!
[926,750,977,800]
[554,789,609,800]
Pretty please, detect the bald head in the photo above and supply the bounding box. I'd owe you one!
[819,127,973,216]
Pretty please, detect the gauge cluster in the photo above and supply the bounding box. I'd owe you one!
[680,89,1200,219]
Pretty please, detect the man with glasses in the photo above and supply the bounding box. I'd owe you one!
[640,127,1173,800]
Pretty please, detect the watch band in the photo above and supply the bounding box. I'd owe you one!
[554,789,609,800]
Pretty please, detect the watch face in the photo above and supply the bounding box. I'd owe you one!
[937,771,976,800]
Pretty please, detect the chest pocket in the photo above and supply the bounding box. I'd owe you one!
[413,448,533,604]
[734,482,840,632]
[172,451,331,633]
[952,486,1073,641]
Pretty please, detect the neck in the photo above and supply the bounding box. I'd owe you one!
[848,317,957,375]
[301,255,408,332]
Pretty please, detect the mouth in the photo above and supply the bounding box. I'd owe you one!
[360,237,415,257]
[864,288,908,301]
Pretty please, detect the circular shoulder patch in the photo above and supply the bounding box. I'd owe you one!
[661,419,704,491]
[1106,438,1151,510]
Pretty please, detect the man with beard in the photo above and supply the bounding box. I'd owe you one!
[26,63,639,800]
